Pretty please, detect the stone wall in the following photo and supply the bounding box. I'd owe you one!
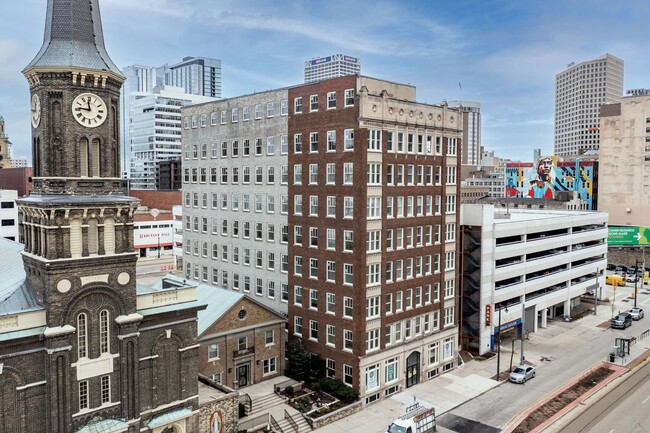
[307,400,363,430]
[608,246,649,268]
[198,378,239,433]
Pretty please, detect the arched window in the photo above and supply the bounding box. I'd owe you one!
[104,217,115,254]
[77,313,88,358]
[100,310,110,354]
[70,218,82,258]
[88,218,98,255]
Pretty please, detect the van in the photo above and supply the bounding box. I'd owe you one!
[606,275,625,287]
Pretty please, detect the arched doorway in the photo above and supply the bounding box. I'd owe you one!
[406,351,421,388]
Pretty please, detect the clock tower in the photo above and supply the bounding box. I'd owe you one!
[19,1,140,431]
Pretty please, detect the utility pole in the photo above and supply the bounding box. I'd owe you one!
[496,306,502,380]
[635,259,641,308]
[594,268,598,315]
[520,301,525,365]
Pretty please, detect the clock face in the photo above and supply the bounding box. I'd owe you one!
[72,93,107,128]
[31,94,41,128]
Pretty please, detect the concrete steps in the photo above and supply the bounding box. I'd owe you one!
[276,412,311,433]
[251,392,286,413]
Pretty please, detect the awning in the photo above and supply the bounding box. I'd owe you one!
[147,407,193,429]
[75,418,129,433]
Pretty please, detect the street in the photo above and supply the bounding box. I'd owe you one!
[556,360,650,433]
[435,284,650,433]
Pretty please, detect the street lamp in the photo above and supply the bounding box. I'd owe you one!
[496,304,508,380]
[634,259,641,308]
[157,235,161,259]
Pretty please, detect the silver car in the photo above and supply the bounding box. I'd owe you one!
[630,307,645,320]
[509,365,536,384]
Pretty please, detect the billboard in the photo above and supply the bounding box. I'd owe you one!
[505,157,596,209]
[608,226,650,245]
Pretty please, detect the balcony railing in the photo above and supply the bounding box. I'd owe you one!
[233,346,255,358]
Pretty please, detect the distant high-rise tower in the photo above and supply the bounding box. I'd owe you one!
[166,56,222,98]
[554,53,623,157]
[449,101,481,165]
[304,54,360,83]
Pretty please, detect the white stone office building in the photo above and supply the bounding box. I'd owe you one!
[304,54,360,83]
[129,85,215,190]
[449,101,481,165]
[0,189,19,241]
[554,53,624,157]
[181,90,290,314]
[460,204,607,355]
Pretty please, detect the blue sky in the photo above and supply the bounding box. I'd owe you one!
[1,0,649,163]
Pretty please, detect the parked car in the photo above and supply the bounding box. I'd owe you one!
[509,365,536,384]
[626,275,640,284]
[611,313,633,329]
[606,264,616,271]
[630,307,645,320]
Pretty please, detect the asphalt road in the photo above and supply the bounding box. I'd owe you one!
[436,298,644,433]
[557,360,650,433]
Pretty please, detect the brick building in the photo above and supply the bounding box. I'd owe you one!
[0,167,33,196]
[193,279,286,389]
[181,75,462,402]
[0,1,206,432]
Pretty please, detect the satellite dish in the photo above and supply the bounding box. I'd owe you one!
[150,208,160,220]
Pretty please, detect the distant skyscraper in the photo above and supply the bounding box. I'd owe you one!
[120,57,221,179]
[304,54,360,83]
[449,101,481,165]
[166,56,222,98]
[129,86,214,190]
[554,53,623,157]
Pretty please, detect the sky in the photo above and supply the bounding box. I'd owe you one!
[1,0,649,164]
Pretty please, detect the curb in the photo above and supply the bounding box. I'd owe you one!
[501,360,626,433]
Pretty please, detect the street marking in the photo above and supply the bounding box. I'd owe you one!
[643,395,650,404]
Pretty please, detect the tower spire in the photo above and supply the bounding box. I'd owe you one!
[23,0,122,76]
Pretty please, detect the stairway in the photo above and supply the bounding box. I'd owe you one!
[251,392,286,414]
[276,412,312,433]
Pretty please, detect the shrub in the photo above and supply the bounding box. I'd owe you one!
[316,377,359,403]
[284,385,294,398]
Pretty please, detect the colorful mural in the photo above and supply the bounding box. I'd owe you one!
[505,157,597,210]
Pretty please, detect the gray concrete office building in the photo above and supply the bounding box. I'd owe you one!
[181,91,290,314]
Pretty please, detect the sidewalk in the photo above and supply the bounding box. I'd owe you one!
[315,300,650,433]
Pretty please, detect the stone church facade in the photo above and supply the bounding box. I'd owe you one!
[0,1,204,432]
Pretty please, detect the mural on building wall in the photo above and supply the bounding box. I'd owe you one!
[505,156,596,209]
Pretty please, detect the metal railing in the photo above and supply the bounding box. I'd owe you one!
[238,413,269,432]
[239,392,252,415]
[270,414,284,433]
[284,409,299,433]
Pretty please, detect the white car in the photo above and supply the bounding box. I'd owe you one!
[626,275,640,284]
[630,307,645,320]
[509,365,536,384]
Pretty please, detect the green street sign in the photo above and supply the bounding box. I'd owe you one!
[608,226,650,245]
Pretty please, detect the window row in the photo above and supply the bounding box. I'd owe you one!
[292,256,354,284]
[185,101,289,130]
[293,89,355,114]
[78,375,111,412]
[293,316,355,353]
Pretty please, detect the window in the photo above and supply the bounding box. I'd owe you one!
[445,195,456,214]
[294,164,302,184]
[344,129,354,150]
[367,196,381,219]
[310,227,319,247]
[326,163,336,184]
[343,197,354,218]
[327,229,335,250]
[231,107,239,122]
[446,223,456,242]
[208,343,219,360]
[254,104,262,119]
[344,89,355,106]
[327,261,335,281]
[428,342,439,365]
[100,310,110,354]
[310,196,319,216]
[263,357,277,375]
[309,164,318,184]
[344,264,354,285]
[368,129,382,151]
[344,297,353,318]
[447,137,457,155]
[444,307,455,327]
[366,263,380,286]
[344,231,353,252]
[327,130,336,151]
[243,106,251,121]
[281,99,288,115]
[267,136,275,155]
[445,279,455,299]
[255,138,263,155]
[281,134,288,154]
[366,296,380,319]
[443,337,455,360]
[294,97,303,113]
[294,133,303,153]
[367,163,381,185]
[344,364,353,385]
[294,286,303,306]
[327,196,336,217]
[366,230,381,253]
[385,358,398,383]
[327,359,336,378]
[77,313,88,358]
[310,94,318,111]
[446,166,457,185]
[327,325,336,346]
[79,380,89,410]
[310,258,319,279]
[445,251,455,270]
[327,293,336,314]
[344,330,353,351]
[294,316,303,335]
[366,329,380,351]
[343,163,353,184]
[101,375,110,404]
[265,330,275,345]
[327,91,336,109]
[310,132,319,153]
[310,320,319,340]
[294,195,302,215]
[294,256,303,275]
